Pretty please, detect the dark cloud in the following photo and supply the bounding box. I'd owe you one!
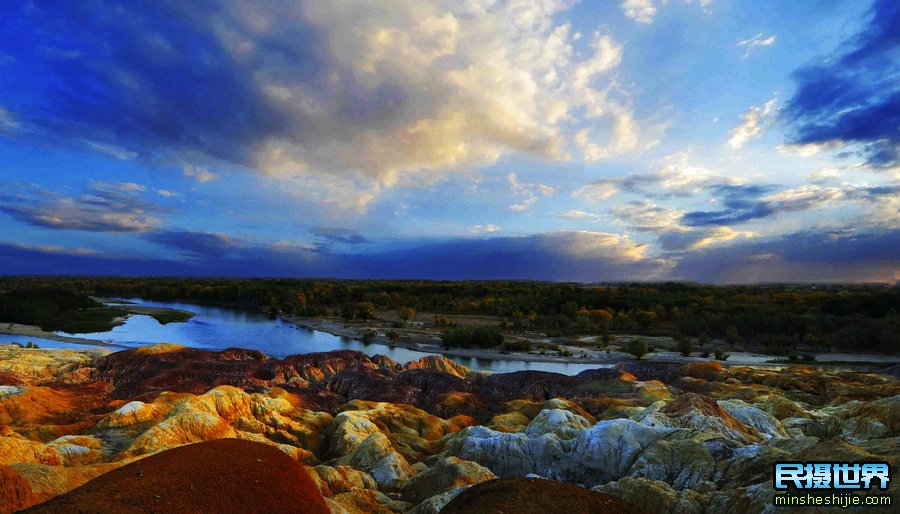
[681,184,898,227]
[3,228,896,283]
[310,227,368,245]
[783,0,900,168]
[144,230,240,259]
[0,182,163,232]
[671,228,900,283]
[1,231,662,282]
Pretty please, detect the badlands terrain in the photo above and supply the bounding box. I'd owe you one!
[0,343,897,513]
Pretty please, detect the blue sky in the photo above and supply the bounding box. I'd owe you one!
[0,0,897,283]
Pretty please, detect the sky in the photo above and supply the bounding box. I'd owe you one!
[0,0,897,283]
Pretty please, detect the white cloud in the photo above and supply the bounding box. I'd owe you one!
[688,226,756,250]
[807,168,841,182]
[610,200,688,234]
[156,189,180,198]
[557,209,600,219]
[0,107,20,131]
[506,172,556,212]
[575,152,745,203]
[622,0,716,24]
[737,33,776,58]
[727,97,776,149]
[622,0,657,24]
[573,180,619,202]
[238,2,638,205]
[777,141,844,157]
[183,166,218,183]
[471,224,501,234]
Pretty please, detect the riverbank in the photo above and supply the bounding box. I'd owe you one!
[0,323,124,348]
[287,315,900,370]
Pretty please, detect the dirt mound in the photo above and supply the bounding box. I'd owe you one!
[23,439,329,514]
[0,464,41,514]
[439,477,648,514]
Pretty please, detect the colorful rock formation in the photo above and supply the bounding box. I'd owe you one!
[0,344,898,512]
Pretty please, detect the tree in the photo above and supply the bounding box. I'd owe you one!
[601,326,611,347]
[675,336,693,357]
[362,330,376,344]
[340,304,355,321]
[725,325,740,348]
[625,338,649,360]
[398,307,416,324]
[697,332,710,348]
[356,302,376,321]
[387,329,400,342]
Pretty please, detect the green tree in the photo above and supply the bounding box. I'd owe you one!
[675,336,693,357]
[725,325,740,348]
[697,332,710,348]
[625,338,649,360]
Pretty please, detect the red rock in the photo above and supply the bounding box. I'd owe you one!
[439,477,649,514]
[24,439,330,514]
[0,464,41,514]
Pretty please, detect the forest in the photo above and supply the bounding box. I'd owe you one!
[0,276,897,354]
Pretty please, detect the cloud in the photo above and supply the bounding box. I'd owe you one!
[782,0,900,168]
[0,229,668,282]
[0,182,163,232]
[506,172,556,212]
[557,209,600,220]
[310,226,368,245]
[672,228,900,283]
[183,166,217,183]
[737,33,776,58]
[610,200,688,234]
[681,183,899,227]
[609,199,756,251]
[622,0,657,24]
[686,226,756,250]
[471,224,502,234]
[727,98,776,149]
[156,189,180,198]
[144,230,238,259]
[0,107,20,131]
[622,0,715,24]
[807,168,841,182]
[4,1,640,207]
[574,152,744,201]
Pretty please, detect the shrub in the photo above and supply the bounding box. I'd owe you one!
[676,337,693,357]
[441,327,504,349]
[625,338,649,360]
[700,351,710,358]
[502,340,532,352]
[714,349,729,361]
[802,354,816,361]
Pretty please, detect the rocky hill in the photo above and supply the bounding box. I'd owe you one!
[0,343,897,513]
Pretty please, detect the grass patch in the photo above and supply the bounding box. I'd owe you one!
[146,310,193,325]
[50,307,130,333]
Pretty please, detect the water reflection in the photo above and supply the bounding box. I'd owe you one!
[42,298,614,375]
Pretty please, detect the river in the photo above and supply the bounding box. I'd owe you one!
[0,298,611,375]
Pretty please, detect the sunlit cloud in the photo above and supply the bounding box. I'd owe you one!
[737,33,776,58]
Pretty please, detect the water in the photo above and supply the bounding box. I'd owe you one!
[42,298,610,375]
